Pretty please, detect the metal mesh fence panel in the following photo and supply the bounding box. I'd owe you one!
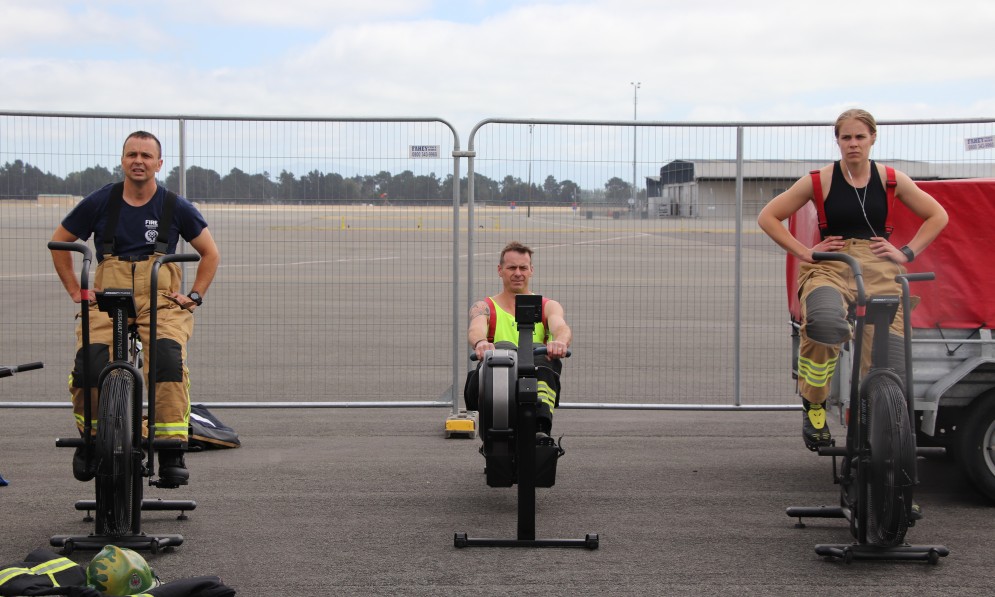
[2,112,992,408]
[466,119,995,406]
[1,114,458,405]
[467,121,746,406]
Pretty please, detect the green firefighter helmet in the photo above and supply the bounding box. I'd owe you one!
[86,545,158,595]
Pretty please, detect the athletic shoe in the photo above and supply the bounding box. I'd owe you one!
[802,399,832,451]
[72,446,95,482]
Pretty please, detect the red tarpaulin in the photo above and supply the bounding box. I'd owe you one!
[786,179,995,329]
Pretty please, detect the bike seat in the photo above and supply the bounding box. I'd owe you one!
[96,288,138,318]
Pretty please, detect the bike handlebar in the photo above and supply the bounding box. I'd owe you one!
[154,253,201,266]
[0,362,44,379]
[897,272,936,283]
[811,251,865,306]
[812,252,937,306]
[470,346,572,361]
[535,346,571,358]
[48,241,94,300]
[47,240,93,263]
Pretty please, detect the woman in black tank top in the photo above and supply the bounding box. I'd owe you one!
[758,108,947,271]
[756,108,949,451]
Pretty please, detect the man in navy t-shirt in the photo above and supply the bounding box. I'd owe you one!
[50,131,220,486]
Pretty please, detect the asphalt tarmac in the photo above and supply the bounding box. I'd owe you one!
[2,407,992,596]
[2,203,992,595]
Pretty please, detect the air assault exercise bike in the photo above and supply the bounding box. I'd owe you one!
[786,252,949,563]
[454,294,598,549]
[48,241,199,554]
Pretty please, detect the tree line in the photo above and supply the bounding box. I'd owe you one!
[0,159,640,206]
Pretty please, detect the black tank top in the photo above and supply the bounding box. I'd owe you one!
[822,160,888,240]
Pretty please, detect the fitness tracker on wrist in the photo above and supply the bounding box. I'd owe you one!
[188,291,203,306]
[899,246,915,263]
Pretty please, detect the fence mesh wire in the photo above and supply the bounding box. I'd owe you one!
[2,113,992,407]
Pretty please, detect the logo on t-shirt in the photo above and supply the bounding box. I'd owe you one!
[145,219,158,244]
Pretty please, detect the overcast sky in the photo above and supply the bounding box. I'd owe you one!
[2,0,994,136]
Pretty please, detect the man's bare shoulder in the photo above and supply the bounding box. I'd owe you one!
[469,299,490,319]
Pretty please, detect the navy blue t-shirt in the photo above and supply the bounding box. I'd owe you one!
[61,183,208,262]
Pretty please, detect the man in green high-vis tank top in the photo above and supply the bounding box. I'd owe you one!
[466,241,573,441]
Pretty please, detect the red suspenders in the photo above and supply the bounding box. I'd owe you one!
[810,164,897,237]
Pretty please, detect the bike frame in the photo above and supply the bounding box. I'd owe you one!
[146,253,200,479]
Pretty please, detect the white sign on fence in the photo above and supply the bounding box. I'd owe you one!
[409,145,440,158]
[965,135,995,151]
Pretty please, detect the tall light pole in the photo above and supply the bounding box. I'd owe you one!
[527,124,534,206]
[630,82,641,214]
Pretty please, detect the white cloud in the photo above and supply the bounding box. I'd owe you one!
[0,3,169,52]
[1,0,993,134]
[167,0,433,27]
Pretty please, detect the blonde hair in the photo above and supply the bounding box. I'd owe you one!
[834,109,877,138]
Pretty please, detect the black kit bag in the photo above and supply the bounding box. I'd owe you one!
[188,404,241,451]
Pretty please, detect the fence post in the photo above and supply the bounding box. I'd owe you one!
[735,126,744,407]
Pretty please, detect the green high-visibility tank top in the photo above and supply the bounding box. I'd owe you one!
[487,296,549,346]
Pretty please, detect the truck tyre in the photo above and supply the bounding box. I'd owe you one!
[958,391,995,503]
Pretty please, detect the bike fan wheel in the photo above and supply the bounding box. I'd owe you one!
[863,371,915,547]
[95,369,135,536]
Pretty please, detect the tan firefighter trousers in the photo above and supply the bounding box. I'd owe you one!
[796,239,907,404]
[71,256,193,440]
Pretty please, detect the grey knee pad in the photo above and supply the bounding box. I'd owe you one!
[804,286,850,345]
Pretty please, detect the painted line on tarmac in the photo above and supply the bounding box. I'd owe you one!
[221,255,401,269]
[0,255,404,278]
[0,272,59,280]
[468,233,651,260]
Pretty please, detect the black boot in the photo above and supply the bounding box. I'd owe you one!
[802,399,833,451]
[158,449,189,486]
[536,417,556,446]
[72,445,95,482]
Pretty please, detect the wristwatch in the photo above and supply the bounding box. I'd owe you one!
[899,246,915,263]
[188,291,204,306]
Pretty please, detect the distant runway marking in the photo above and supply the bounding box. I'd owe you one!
[269,226,456,232]
[271,225,603,232]
[572,233,652,245]
[469,233,651,260]
[0,272,58,280]
[222,255,400,269]
[0,255,405,279]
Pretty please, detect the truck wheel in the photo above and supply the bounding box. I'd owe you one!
[958,391,995,503]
